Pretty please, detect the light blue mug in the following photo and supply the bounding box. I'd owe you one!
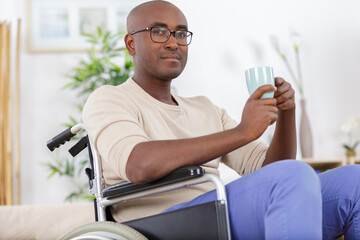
[245,66,275,99]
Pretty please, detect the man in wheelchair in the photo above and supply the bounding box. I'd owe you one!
[81,1,360,239]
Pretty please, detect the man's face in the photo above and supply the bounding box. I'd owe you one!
[129,3,189,81]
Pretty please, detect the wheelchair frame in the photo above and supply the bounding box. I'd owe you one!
[47,123,232,239]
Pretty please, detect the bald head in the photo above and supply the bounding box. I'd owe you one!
[127,1,187,33]
[124,0,189,82]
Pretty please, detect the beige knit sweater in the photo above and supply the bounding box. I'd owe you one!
[82,78,268,222]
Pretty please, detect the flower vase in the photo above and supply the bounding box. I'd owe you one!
[346,149,356,165]
[299,99,313,158]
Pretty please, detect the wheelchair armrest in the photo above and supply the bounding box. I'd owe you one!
[102,166,205,198]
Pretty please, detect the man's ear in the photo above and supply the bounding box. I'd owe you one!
[125,34,135,56]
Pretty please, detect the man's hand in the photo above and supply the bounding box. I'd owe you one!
[237,84,278,141]
[263,77,297,166]
[274,77,295,111]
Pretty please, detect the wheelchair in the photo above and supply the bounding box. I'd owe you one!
[47,123,232,240]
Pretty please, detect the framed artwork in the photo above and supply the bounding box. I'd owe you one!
[27,0,144,53]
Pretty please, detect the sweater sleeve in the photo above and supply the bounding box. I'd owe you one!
[216,107,268,176]
[82,86,149,182]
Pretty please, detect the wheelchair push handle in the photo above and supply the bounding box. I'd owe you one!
[47,124,85,151]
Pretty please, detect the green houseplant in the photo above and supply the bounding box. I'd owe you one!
[44,28,134,201]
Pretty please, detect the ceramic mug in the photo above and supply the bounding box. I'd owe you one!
[245,66,275,99]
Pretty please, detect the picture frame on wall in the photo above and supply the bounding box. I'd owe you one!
[27,0,144,53]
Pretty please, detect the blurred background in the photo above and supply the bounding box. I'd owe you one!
[1,0,359,205]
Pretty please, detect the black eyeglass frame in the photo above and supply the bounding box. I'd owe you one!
[130,27,193,46]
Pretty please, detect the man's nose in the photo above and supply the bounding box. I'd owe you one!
[164,33,178,49]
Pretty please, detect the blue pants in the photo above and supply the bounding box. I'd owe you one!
[165,160,360,239]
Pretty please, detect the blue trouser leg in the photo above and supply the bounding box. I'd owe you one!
[165,160,323,239]
[319,164,360,239]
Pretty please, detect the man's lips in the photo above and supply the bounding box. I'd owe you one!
[161,54,180,60]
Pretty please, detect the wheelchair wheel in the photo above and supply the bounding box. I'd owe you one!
[60,221,148,240]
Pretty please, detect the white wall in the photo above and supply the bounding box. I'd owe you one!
[1,0,360,204]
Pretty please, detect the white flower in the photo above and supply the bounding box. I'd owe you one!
[341,116,360,133]
[350,116,359,127]
[341,116,360,152]
[341,122,352,133]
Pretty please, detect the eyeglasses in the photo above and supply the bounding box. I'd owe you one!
[130,27,193,46]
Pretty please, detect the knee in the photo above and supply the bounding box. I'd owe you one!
[324,164,360,190]
[266,160,320,191]
[267,160,317,178]
[263,160,322,207]
[335,164,360,178]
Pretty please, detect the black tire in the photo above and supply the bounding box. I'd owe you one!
[60,221,148,240]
